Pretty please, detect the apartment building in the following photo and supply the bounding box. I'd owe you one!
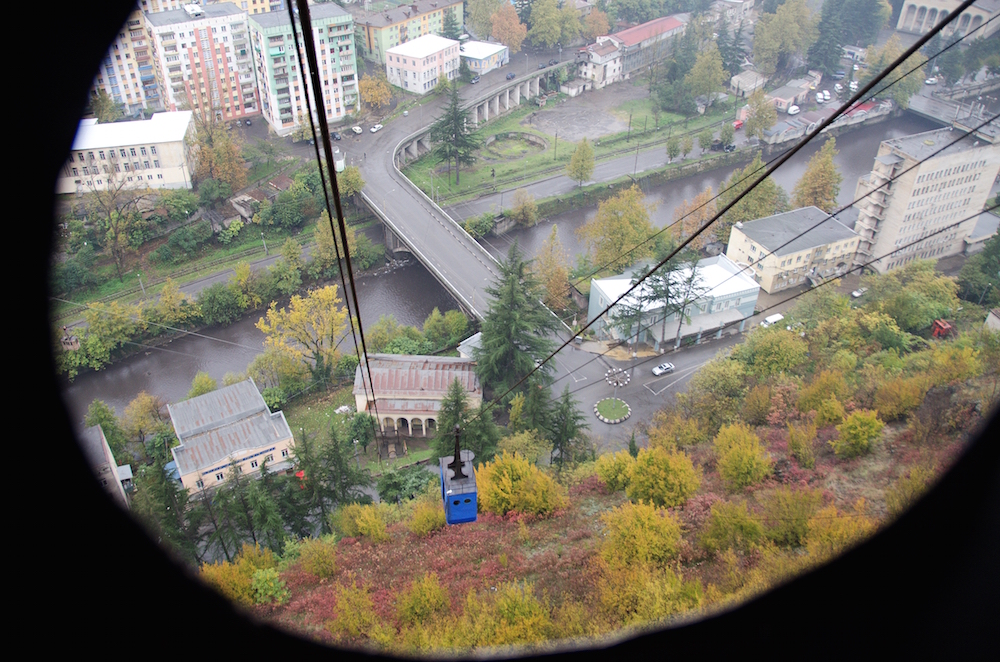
[725,207,860,294]
[168,380,294,491]
[351,0,464,64]
[852,128,1000,273]
[249,3,359,136]
[386,34,460,94]
[57,111,197,194]
[207,0,281,14]
[147,3,259,121]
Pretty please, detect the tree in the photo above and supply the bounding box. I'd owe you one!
[831,410,884,458]
[191,110,247,193]
[672,187,716,248]
[442,6,462,40]
[577,184,656,272]
[625,447,702,508]
[698,129,714,152]
[744,90,778,143]
[666,136,681,162]
[122,391,169,447]
[558,2,581,44]
[567,137,594,186]
[509,188,539,226]
[86,165,148,282]
[311,210,359,278]
[359,74,391,111]
[468,0,505,37]
[716,154,788,244]
[188,371,218,399]
[85,399,129,459]
[255,285,351,383]
[684,43,728,109]
[270,238,304,296]
[474,242,558,396]
[583,9,610,40]
[719,122,735,147]
[527,0,561,48]
[681,134,694,159]
[131,459,204,564]
[957,234,1000,307]
[861,260,959,333]
[713,423,773,491]
[731,328,808,378]
[752,0,816,77]
[792,137,841,212]
[90,89,122,123]
[533,226,570,310]
[491,3,528,53]
[430,82,479,184]
[859,35,926,109]
[550,385,589,469]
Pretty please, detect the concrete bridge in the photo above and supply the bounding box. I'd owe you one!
[358,65,571,321]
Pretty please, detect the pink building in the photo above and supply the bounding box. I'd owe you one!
[385,34,460,95]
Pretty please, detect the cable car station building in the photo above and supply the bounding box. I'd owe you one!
[353,354,482,436]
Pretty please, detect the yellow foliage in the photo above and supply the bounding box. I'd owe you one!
[595,449,635,491]
[595,559,703,627]
[625,447,701,507]
[476,452,567,516]
[647,408,707,449]
[327,582,393,646]
[713,423,772,492]
[927,345,980,386]
[396,573,450,625]
[461,583,552,649]
[885,466,935,519]
[600,500,683,568]
[798,370,848,413]
[332,502,391,542]
[407,499,446,536]
[255,284,349,377]
[298,538,337,579]
[805,500,877,562]
[875,376,929,421]
[198,543,277,607]
[498,429,552,465]
[814,396,846,427]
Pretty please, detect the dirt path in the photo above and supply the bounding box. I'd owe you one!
[520,82,651,142]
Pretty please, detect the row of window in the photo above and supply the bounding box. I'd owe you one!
[70,145,158,164]
[916,159,989,184]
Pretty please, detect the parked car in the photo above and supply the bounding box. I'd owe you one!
[351,126,363,134]
[245,119,251,126]
[925,76,938,85]
[506,72,516,80]
[370,123,383,133]
[733,119,743,130]
[787,105,800,115]
[816,93,824,104]
[834,83,843,93]
[652,362,675,376]
[331,131,341,140]
[470,75,480,84]
[538,62,546,69]
[760,313,785,328]
[724,143,736,152]
[833,70,846,79]
[851,287,869,299]
[849,80,859,91]
[548,58,558,65]
[822,90,831,101]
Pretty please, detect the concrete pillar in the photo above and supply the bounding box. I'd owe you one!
[695,328,703,345]
[739,319,747,333]
[715,327,723,339]
[482,100,489,123]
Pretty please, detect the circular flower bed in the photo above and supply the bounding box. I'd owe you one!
[595,398,631,424]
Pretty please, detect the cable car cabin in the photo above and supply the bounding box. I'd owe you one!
[439,449,477,525]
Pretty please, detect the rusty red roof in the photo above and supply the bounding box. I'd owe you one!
[613,15,684,47]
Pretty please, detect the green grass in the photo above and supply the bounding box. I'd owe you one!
[596,398,629,420]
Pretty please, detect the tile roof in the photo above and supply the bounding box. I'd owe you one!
[613,15,684,47]
[354,354,481,401]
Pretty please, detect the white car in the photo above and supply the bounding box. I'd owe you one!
[351,126,363,134]
[925,77,938,85]
[760,313,785,328]
[822,90,831,101]
[651,362,675,376]
[834,83,843,93]
[851,287,869,299]
[370,123,383,133]
[849,81,859,91]
[787,105,800,115]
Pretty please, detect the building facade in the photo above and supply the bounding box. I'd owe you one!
[587,255,759,350]
[576,38,623,89]
[852,128,1000,273]
[614,15,686,77]
[353,354,483,437]
[459,40,509,76]
[249,3,359,136]
[385,34,460,94]
[147,3,259,121]
[80,425,130,509]
[91,8,172,118]
[896,0,999,39]
[351,0,464,64]
[57,111,197,194]
[725,207,860,294]
[168,380,294,491]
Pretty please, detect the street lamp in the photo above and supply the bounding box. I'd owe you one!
[525,52,529,74]
[261,232,268,255]
[605,367,630,402]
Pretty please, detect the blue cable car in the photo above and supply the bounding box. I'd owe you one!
[440,427,476,525]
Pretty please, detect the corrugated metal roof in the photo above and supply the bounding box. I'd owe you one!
[353,354,481,401]
[613,15,684,47]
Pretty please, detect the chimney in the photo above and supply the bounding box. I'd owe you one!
[411,4,419,12]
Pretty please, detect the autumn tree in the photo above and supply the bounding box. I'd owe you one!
[672,186,716,248]
[567,137,594,186]
[666,136,681,162]
[577,184,656,272]
[625,447,701,508]
[716,154,788,244]
[188,371,218,398]
[583,9,610,40]
[744,90,777,141]
[731,328,808,378]
[533,225,570,310]
[508,188,538,226]
[90,88,123,123]
[255,285,351,383]
[861,260,959,333]
[858,34,926,109]
[681,134,694,159]
[359,74,391,111]
[752,0,816,77]
[122,391,170,447]
[311,210,359,277]
[527,0,562,48]
[684,43,728,109]
[468,0,505,37]
[192,110,246,193]
[713,423,773,491]
[558,2,581,44]
[86,166,149,282]
[792,137,841,212]
[490,3,527,53]
[831,409,884,458]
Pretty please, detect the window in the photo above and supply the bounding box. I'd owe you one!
[281,449,289,458]
[216,473,224,481]
[266,454,274,462]
[196,480,204,488]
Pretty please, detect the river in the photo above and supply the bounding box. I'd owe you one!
[59,112,943,428]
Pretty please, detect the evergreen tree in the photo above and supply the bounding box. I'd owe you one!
[130,459,205,564]
[474,242,558,397]
[430,82,480,184]
[808,0,845,74]
[442,7,462,40]
[550,386,588,469]
[432,380,500,464]
[432,379,471,457]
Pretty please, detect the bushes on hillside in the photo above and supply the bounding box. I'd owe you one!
[396,573,450,625]
[595,560,703,627]
[831,410,884,458]
[600,500,683,568]
[700,500,764,554]
[199,543,280,607]
[595,449,635,491]
[760,486,824,547]
[297,537,337,579]
[476,452,566,517]
[713,423,773,491]
[625,447,701,508]
[461,582,552,648]
[805,500,877,562]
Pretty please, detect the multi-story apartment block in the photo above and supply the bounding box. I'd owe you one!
[725,207,860,294]
[207,0,281,14]
[386,34,460,94]
[852,128,1000,273]
[351,0,464,64]
[249,3,359,137]
[57,111,197,194]
[147,3,259,121]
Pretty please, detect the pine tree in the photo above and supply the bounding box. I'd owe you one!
[432,379,471,457]
[441,7,461,39]
[550,386,589,469]
[474,242,558,397]
[792,137,842,212]
[430,82,479,184]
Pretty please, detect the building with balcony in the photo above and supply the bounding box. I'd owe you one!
[587,255,760,350]
[725,207,860,294]
[207,0,279,14]
[168,379,294,491]
[350,0,464,65]
[386,34,460,94]
[57,111,197,194]
[147,2,259,121]
[249,3,359,136]
[852,128,1000,273]
[353,354,482,437]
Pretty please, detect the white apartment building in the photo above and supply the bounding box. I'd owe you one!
[57,111,197,194]
[249,3,359,136]
[853,128,1000,273]
[385,34,460,94]
[147,3,259,121]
